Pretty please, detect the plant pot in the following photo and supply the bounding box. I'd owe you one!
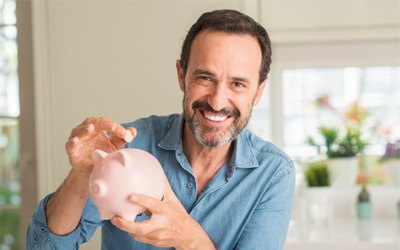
[305,187,333,225]
[356,202,372,220]
[328,157,358,187]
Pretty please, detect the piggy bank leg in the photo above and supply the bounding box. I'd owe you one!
[98,208,114,220]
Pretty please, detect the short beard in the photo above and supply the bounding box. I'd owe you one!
[183,95,253,148]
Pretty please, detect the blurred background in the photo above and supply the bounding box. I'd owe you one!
[1,0,399,249]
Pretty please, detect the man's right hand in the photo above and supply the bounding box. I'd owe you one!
[65,117,137,176]
[46,117,136,235]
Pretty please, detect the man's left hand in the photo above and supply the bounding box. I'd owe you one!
[111,177,216,250]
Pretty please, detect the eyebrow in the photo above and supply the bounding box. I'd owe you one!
[192,69,251,83]
[192,69,216,77]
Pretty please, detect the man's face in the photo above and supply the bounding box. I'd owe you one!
[177,30,266,148]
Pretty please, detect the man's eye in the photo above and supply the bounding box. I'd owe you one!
[196,76,213,85]
[200,76,212,81]
[233,82,244,88]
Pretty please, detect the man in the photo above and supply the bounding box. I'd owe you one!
[26,9,295,250]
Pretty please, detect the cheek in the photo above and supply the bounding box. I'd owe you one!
[185,80,203,93]
[234,96,254,113]
[185,83,208,101]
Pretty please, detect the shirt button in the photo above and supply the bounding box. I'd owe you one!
[186,183,193,189]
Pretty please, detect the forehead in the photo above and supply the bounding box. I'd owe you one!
[188,30,262,79]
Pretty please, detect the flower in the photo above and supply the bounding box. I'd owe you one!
[308,96,369,158]
[357,171,369,187]
[316,94,334,110]
[345,102,369,125]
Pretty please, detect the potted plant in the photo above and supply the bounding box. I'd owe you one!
[308,100,369,187]
[305,160,331,187]
[308,125,368,187]
[304,160,332,224]
[308,125,368,157]
[356,172,372,220]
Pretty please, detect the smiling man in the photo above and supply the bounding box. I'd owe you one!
[180,30,264,149]
[27,9,295,250]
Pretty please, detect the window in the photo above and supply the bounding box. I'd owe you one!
[249,41,400,185]
[282,66,400,158]
[0,0,20,249]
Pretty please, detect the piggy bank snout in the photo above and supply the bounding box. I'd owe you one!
[90,179,107,197]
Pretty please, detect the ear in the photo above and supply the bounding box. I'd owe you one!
[176,60,185,92]
[92,150,108,165]
[253,78,268,106]
[115,150,132,168]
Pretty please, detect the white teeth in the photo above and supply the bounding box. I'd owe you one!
[205,113,228,122]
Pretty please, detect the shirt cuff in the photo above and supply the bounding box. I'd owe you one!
[26,193,83,249]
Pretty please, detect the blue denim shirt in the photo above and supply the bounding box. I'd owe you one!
[26,114,295,250]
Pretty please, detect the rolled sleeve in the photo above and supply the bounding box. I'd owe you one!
[26,194,102,250]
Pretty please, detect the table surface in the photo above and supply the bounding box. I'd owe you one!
[285,186,400,249]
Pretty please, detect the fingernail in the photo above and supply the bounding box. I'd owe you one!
[86,123,94,132]
[124,130,133,143]
[71,137,79,143]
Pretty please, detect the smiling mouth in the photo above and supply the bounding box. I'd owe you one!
[191,100,240,125]
[203,111,229,122]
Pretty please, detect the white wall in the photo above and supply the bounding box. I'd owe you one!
[19,0,399,249]
[261,0,400,43]
[31,0,256,198]
[23,0,257,249]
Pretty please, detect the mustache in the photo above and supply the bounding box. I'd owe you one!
[192,100,240,117]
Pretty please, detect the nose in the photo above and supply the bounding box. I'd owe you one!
[207,83,230,112]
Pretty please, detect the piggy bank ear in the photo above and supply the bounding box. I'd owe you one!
[92,149,108,165]
[116,150,132,168]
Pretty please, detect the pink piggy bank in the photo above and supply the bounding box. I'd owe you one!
[89,148,165,221]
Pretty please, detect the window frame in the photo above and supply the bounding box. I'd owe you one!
[266,41,400,152]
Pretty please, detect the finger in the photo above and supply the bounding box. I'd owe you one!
[111,216,152,236]
[65,136,91,158]
[80,116,96,125]
[91,117,127,139]
[159,176,188,214]
[69,123,96,140]
[126,127,137,141]
[111,216,138,234]
[109,136,126,150]
[129,194,163,214]
[65,136,80,154]
[109,127,138,149]
[131,235,153,245]
[65,137,88,164]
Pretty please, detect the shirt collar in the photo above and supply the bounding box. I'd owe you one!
[158,113,259,169]
[230,131,259,169]
[158,113,184,151]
